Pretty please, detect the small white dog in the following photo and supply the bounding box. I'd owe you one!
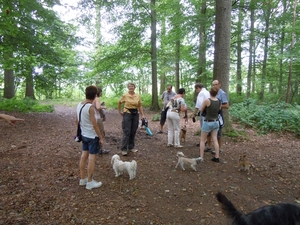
[111,154,137,180]
[175,151,203,171]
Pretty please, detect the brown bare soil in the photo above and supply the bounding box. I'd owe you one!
[1,105,300,225]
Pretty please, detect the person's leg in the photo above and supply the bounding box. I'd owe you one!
[200,131,208,158]
[211,130,219,159]
[159,110,166,132]
[207,133,212,149]
[121,113,132,153]
[167,112,174,146]
[87,154,96,182]
[86,137,102,190]
[128,114,139,150]
[218,127,222,150]
[80,150,89,179]
[173,113,181,147]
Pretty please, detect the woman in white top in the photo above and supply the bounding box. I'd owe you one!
[166,88,187,148]
[76,85,105,190]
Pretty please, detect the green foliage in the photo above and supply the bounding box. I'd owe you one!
[141,94,152,108]
[151,114,160,121]
[230,99,300,134]
[0,98,54,113]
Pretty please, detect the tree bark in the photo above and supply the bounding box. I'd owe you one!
[4,51,15,99]
[286,0,297,103]
[213,0,231,95]
[247,0,255,99]
[150,0,159,110]
[197,0,207,86]
[25,67,35,99]
[236,0,244,95]
[213,0,232,130]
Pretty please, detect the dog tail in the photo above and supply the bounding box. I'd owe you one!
[216,192,246,223]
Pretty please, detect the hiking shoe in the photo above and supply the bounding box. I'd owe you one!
[204,147,212,152]
[129,149,138,153]
[100,149,110,154]
[156,130,163,134]
[211,150,223,155]
[175,145,183,148]
[211,157,220,163]
[79,178,88,186]
[122,151,128,156]
[86,180,102,190]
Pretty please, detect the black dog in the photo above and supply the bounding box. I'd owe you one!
[216,192,300,225]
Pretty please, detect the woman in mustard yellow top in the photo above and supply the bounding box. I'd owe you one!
[118,82,145,156]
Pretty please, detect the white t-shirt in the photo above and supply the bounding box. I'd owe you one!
[195,88,210,111]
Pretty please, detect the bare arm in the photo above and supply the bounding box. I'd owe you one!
[94,97,101,110]
[200,99,209,113]
[221,102,229,109]
[118,100,123,115]
[89,107,104,145]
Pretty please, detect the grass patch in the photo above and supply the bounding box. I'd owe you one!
[0,97,54,113]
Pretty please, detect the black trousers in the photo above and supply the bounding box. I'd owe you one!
[121,112,139,151]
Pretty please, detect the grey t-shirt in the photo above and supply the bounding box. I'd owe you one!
[161,90,176,109]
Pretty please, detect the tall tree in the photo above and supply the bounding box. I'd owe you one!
[259,0,272,101]
[213,0,231,95]
[197,0,207,85]
[150,0,160,110]
[236,0,244,95]
[286,0,297,103]
[213,0,231,128]
[247,0,256,99]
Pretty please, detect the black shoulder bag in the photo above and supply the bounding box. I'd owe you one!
[74,104,87,142]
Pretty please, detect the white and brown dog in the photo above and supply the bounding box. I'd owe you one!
[111,154,137,180]
[175,151,203,171]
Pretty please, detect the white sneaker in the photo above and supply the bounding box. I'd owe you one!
[129,149,138,152]
[122,151,128,156]
[79,178,88,186]
[86,180,102,190]
[175,145,183,148]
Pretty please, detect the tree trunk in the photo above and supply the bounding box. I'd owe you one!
[159,17,167,95]
[25,67,35,99]
[175,39,180,92]
[259,1,271,101]
[247,0,255,99]
[236,0,244,95]
[278,0,287,95]
[3,50,15,99]
[213,0,231,130]
[286,0,297,103]
[150,0,159,110]
[197,0,207,86]
[213,0,231,94]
